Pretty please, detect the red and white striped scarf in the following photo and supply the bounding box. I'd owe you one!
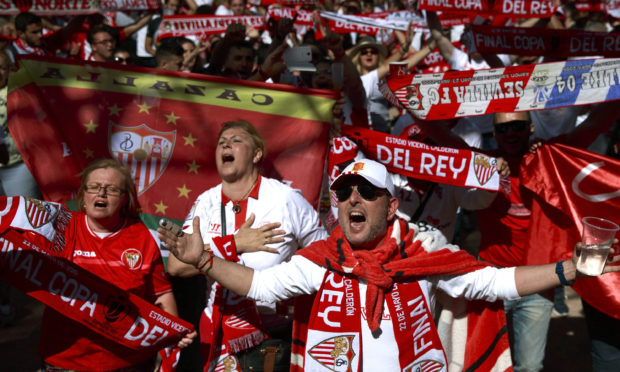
[12,37,47,56]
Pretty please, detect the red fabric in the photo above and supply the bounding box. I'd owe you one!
[478,156,532,267]
[38,212,177,370]
[520,143,620,319]
[297,218,490,331]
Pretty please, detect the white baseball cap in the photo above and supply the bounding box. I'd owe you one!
[330,159,395,196]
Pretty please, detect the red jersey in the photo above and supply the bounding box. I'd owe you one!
[39,212,172,371]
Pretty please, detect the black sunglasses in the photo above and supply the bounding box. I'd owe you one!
[495,120,529,134]
[335,183,384,202]
[114,56,130,63]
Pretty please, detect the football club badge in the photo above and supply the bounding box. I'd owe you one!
[308,335,356,372]
[403,359,444,372]
[121,248,143,270]
[24,198,60,228]
[473,154,496,186]
[109,123,175,195]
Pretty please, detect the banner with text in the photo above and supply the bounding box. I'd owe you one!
[341,126,500,191]
[0,0,161,15]
[156,14,266,41]
[0,196,193,353]
[385,57,620,120]
[7,56,336,229]
[473,25,620,58]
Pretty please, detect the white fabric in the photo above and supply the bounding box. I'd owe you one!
[361,69,391,127]
[531,106,581,140]
[448,47,489,71]
[391,174,496,241]
[248,224,519,371]
[215,4,233,15]
[185,176,327,313]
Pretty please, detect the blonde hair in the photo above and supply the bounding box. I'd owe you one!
[218,120,267,165]
[76,158,139,218]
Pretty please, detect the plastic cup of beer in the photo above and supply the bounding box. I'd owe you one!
[577,217,619,276]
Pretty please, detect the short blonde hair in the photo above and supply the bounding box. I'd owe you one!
[218,120,267,164]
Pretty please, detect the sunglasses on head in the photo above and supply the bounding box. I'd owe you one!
[360,48,378,56]
[495,120,529,134]
[335,182,384,202]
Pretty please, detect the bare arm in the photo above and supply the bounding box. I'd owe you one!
[515,246,620,296]
[123,13,154,38]
[158,216,255,296]
[426,11,454,63]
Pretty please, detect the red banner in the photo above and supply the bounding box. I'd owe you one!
[521,144,620,319]
[0,0,161,15]
[156,14,267,41]
[418,0,491,13]
[473,25,620,58]
[7,56,336,229]
[341,126,501,191]
[0,196,193,352]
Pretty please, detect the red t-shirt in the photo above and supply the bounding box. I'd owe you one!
[38,212,172,371]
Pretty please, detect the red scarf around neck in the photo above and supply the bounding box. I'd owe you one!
[296,218,489,332]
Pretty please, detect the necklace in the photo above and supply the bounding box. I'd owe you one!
[231,177,257,214]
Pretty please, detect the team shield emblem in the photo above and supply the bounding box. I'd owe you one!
[473,154,496,186]
[121,248,143,270]
[403,359,444,372]
[308,335,356,372]
[24,198,60,228]
[109,123,175,195]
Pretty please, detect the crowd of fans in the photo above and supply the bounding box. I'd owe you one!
[1,0,620,371]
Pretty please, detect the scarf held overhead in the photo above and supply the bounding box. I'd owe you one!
[384,57,620,120]
[340,126,501,191]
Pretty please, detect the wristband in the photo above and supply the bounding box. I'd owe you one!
[555,261,573,286]
[198,249,214,274]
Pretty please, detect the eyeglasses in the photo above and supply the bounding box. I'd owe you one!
[335,183,384,202]
[114,56,129,63]
[94,39,115,45]
[360,48,378,56]
[495,120,530,134]
[84,184,125,196]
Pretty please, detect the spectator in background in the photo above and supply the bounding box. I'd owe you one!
[113,47,134,65]
[155,39,185,71]
[86,24,117,62]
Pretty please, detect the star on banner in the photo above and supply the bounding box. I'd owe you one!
[154,201,168,214]
[108,104,122,117]
[138,102,152,114]
[183,133,197,147]
[165,112,180,125]
[83,120,98,133]
[83,148,94,158]
[177,184,191,198]
[187,160,200,174]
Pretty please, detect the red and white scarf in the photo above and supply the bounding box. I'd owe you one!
[205,235,268,371]
[12,37,47,56]
[292,218,499,371]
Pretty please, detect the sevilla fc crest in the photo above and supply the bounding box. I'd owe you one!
[473,154,496,186]
[109,123,175,195]
[403,359,444,372]
[121,248,143,270]
[24,198,60,228]
[308,335,356,372]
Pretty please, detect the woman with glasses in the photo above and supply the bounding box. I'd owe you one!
[38,158,194,371]
[167,120,327,371]
[349,35,437,133]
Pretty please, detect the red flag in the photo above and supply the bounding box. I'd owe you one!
[521,143,620,319]
[7,56,337,229]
